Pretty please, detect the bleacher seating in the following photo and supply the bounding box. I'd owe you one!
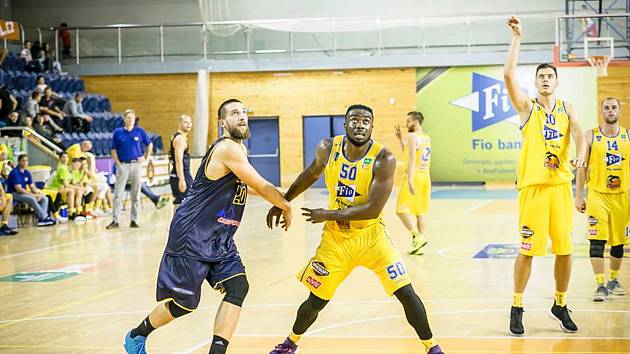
[1,52,163,157]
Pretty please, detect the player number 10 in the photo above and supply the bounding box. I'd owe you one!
[387,262,407,279]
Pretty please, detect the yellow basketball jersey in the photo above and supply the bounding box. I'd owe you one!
[517,99,573,189]
[324,135,385,234]
[403,131,431,174]
[587,126,630,193]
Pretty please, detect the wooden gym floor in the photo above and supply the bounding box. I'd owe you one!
[0,187,628,354]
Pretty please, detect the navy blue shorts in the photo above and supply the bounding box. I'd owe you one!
[169,177,189,205]
[156,253,245,310]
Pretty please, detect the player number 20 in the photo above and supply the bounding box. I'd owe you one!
[387,262,407,279]
[232,185,247,205]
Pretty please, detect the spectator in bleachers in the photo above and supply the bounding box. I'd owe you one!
[0,144,14,179]
[63,93,92,133]
[0,85,18,123]
[5,111,20,127]
[59,23,72,60]
[33,113,63,146]
[107,109,152,229]
[40,87,66,126]
[0,182,17,235]
[24,91,63,133]
[8,154,56,226]
[20,40,42,72]
[36,43,52,72]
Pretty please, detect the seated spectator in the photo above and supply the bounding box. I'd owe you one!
[8,154,56,226]
[30,41,41,62]
[0,85,18,124]
[35,75,47,95]
[33,113,63,146]
[0,144,14,179]
[62,93,92,133]
[0,183,17,235]
[59,23,72,60]
[40,87,66,126]
[20,40,41,72]
[5,111,20,127]
[24,92,63,133]
[36,43,52,72]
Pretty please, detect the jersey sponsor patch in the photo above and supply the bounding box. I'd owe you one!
[520,242,532,251]
[336,181,361,199]
[543,125,563,141]
[544,152,560,170]
[606,153,623,166]
[588,216,598,226]
[311,260,329,276]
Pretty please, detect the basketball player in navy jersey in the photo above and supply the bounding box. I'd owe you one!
[124,99,292,354]
[169,114,193,207]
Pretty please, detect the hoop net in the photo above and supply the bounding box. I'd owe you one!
[588,55,610,77]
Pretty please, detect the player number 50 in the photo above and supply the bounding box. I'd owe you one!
[387,262,407,279]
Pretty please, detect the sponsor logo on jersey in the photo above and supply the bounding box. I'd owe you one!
[305,276,321,289]
[543,125,563,141]
[216,207,241,227]
[588,229,598,236]
[596,135,602,142]
[588,216,598,226]
[544,152,560,170]
[336,181,361,200]
[607,175,621,189]
[605,152,624,166]
[362,157,373,168]
[311,260,329,276]
[521,226,534,239]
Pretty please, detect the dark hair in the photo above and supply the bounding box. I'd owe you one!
[407,111,424,124]
[345,104,374,117]
[36,75,45,82]
[218,98,242,120]
[31,91,40,99]
[18,154,28,162]
[71,157,81,162]
[60,23,68,27]
[601,96,621,107]
[24,40,31,45]
[75,92,83,99]
[535,63,558,78]
[59,151,68,158]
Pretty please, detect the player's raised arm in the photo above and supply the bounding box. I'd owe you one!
[218,140,292,229]
[575,129,593,213]
[504,16,532,120]
[302,149,396,223]
[266,138,331,229]
[566,102,587,168]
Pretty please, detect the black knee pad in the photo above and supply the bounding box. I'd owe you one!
[219,275,249,307]
[306,292,328,312]
[167,301,192,318]
[610,244,624,259]
[590,239,606,258]
[393,284,415,300]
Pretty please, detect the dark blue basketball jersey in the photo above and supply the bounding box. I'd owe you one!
[165,137,248,261]
[169,130,192,182]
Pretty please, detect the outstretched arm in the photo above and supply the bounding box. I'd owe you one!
[503,16,532,122]
[302,149,396,223]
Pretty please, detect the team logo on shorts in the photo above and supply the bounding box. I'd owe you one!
[544,152,560,170]
[521,226,534,239]
[305,276,321,289]
[172,287,195,295]
[520,242,532,251]
[311,260,329,276]
[607,175,621,189]
[588,216,598,226]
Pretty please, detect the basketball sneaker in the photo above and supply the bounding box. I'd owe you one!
[607,278,625,296]
[593,285,608,301]
[270,338,298,353]
[508,306,524,336]
[124,330,147,354]
[408,235,428,255]
[548,301,578,333]
[427,345,445,353]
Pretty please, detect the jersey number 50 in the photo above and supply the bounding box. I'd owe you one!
[340,164,357,180]
[387,262,407,279]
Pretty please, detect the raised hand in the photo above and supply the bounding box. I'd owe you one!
[394,124,403,142]
[507,16,522,36]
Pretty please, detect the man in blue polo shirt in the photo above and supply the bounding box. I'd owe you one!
[107,109,153,229]
[9,154,56,226]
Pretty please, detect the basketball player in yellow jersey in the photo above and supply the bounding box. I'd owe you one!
[576,97,627,301]
[267,105,444,354]
[395,111,431,255]
[504,16,587,336]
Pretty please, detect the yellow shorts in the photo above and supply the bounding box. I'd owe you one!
[518,183,574,256]
[396,172,430,216]
[586,189,629,246]
[297,223,411,300]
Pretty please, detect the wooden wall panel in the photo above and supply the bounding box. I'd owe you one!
[210,69,417,186]
[82,74,197,152]
[597,66,630,127]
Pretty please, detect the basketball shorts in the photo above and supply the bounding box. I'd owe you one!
[156,253,245,310]
[170,175,192,205]
[396,172,430,216]
[586,189,629,246]
[518,182,573,256]
[297,223,411,300]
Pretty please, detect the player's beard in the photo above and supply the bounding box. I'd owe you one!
[227,123,251,140]
[346,132,371,147]
[604,115,619,124]
[407,125,416,133]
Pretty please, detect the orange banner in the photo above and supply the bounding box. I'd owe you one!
[0,21,20,41]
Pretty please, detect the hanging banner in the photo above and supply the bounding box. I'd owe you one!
[0,21,20,41]
[417,65,596,182]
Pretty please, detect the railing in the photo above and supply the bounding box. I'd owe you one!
[11,12,568,65]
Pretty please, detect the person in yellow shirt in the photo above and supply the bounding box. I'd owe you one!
[576,97,627,301]
[395,111,431,255]
[504,16,586,336]
[0,183,16,235]
[68,157,87,222]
